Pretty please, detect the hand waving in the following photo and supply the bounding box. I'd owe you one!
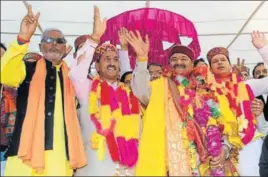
[126,30,150,59]
[118,27,129,50]
[92,6,107,42]
[251,31,268,49]
[19,4,40,41]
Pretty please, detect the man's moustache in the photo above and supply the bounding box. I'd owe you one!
[258,75,265,79]
[173,64,186,69]
[48,48,60,53]
[107,65,116,70]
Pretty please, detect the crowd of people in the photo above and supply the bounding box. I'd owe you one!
[1,4,268,177]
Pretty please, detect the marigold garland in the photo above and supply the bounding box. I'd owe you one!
[89,76,140,169]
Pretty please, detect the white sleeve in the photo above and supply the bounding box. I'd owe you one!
[69,39,97,106]
[131,61,151,106]
[256,113,268,135]
[245,77,268,97]
[119,50,132,77]
[258,45,268,67]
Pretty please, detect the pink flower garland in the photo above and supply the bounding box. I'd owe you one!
[116,86,139,168]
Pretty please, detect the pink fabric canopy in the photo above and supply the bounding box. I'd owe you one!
[100,7,200,69]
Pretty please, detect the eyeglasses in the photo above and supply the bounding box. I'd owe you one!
[41,37,67,44]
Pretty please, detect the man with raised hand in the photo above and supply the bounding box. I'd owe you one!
[1,5,86,176]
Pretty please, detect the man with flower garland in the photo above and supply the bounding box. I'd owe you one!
[206,31,268,176]
[128,30,241,176]
[69,7,141,176]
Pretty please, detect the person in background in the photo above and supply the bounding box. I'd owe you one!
[147,62,163,81]
[241,65,250,80]
[193,57,207,68]
[120,71,133,90]
[0,42,18,176]
[252,62,268,122]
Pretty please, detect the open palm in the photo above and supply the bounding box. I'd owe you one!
[251,31,268,49]
[92,6,107,41]
[126,30,150,59]
[118,27,129,50]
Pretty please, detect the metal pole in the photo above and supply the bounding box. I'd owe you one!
[22,1,44,33]
[227,1,265,49]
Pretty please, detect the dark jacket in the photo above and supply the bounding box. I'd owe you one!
[260,135,268,177]
[5,59,69,159]
[256,95,268,122]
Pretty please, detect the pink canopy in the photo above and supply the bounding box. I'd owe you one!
[100,7,200,69]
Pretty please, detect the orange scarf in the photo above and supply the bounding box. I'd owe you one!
[17,59,86,172]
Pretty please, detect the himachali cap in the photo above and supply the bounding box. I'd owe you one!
[207,47,229,62]
[23,52,42,61]
[88,43,118,74]
[168,44,195,61]
[92,43,118,63]
[74,35,89,52]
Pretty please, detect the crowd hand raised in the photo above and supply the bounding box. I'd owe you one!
[19,4,40,41]
[251,31,268,50]
[251,98,264,117]
[118,27,129,50]
[91,6,107,42]
[232,57,245,77]
[125,30,150,59]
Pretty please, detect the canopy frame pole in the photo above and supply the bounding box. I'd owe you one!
[22,1,44,34]
[145,1,150,8]
[227,1,265,49]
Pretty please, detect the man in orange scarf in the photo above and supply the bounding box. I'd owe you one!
[1,5,88,176]
[206,32,268,176]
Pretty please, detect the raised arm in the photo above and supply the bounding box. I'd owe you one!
[68,39,98,106]
[246,76,268,97]
[126,30,151,106]
[251,31,268,65]
[259,45,268,66]
[118,27,132,76]
[1,5,40,88]
[69,5,107,107]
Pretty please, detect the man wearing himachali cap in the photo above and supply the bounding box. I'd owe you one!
[128,29,243,176]
[69,6,141,176]
[206,31,268,176]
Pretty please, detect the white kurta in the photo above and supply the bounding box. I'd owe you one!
[238,44,268,176]
[75,105,136,176]
[69,40,135,176]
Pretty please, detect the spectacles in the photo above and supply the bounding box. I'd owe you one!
[41,37,67,44]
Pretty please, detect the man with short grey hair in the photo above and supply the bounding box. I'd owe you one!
[1,5,87,176]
